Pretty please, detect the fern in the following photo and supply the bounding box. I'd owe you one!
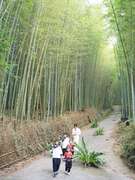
[75,137,104,167]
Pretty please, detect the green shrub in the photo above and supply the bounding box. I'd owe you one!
[119,124,135,169]
[94,127,104,136]
[91,120,98,128]
[75,137,104,167]
[46,143,53,151]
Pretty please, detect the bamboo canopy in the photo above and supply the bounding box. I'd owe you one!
[0,0,134,123]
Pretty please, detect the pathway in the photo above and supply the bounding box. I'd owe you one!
[1,114,135,180]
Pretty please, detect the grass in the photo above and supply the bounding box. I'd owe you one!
[94,127,104,136]
[91,120,98,128]
[75,137,105,167]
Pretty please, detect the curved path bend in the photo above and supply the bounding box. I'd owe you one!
[1,114,135,180]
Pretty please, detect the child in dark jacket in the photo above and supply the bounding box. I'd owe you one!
[64,147,73,175]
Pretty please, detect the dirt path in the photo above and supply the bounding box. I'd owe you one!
[1,114,135,180]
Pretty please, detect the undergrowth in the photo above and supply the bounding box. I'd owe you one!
[75,137,104,167]
[94,127,104,136]
[0,108,97,166]
[91,119,98,128]
[117,123,135,169]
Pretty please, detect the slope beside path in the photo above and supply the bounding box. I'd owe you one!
[1,114,135,180]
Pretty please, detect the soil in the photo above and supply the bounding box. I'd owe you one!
[0,113,135,180]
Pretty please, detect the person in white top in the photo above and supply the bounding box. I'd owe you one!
[72,124,81,144]
[62,134,70,155]
[52,142,63,177]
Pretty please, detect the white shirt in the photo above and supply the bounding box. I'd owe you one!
[52,146,62,158]
[62,137,70,148]
[72,127,81,136]
[72,127,81,144]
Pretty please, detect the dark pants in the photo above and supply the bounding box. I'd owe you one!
[53,158,61,173]
[65,159,72,172]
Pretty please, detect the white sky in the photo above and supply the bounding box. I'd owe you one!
[86,0,103,5]
[85,0,107,14]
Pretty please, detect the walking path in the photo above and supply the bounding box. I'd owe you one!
[1,114,135,180]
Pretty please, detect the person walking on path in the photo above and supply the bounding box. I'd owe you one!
[67,140,74,155]
[51,142,63,177]
[64,147,73,175]
[61,134,70,155]
[72,123,81,144]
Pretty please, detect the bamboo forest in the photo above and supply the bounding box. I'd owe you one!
[0,0,135,179]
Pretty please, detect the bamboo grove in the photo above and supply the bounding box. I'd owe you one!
[0,0,117,123]
[105,0,135,120]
